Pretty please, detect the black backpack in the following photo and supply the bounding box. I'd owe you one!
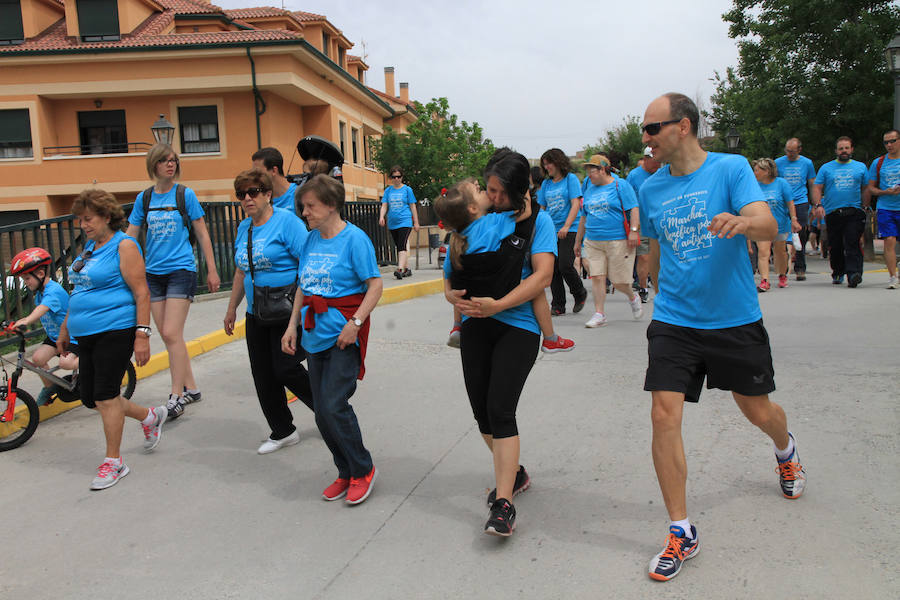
[450,198,540,300]
[141,184,195,245]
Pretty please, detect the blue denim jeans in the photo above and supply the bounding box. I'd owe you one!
[307,344,373,479]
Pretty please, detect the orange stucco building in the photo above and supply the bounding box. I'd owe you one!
[0,0,417,224]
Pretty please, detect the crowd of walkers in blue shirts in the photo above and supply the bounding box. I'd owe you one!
[10,90,899,583]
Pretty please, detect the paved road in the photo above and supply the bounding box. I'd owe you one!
[2,255,898,599]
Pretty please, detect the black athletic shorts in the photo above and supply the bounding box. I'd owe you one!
[77,328,135,409]
[42,336,80,356]
[390,227,412,250]
[644,319,775,402]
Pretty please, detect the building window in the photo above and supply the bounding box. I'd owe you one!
[0,209,39,227]
[363,135,371,166]
[178,105,220,153]
[338,121,346,158]
[351,127,359,164]
[0,108,32,158]
[357,67,364,83]
[77,0,120,41]
[338,46,345,68]
[78,110,127,155]
[0,0,24,46]
[322,32,330,58]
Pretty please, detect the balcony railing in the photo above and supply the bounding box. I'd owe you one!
[0,200,396,343]
[43,142,154,157]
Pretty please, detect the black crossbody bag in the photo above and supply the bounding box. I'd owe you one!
[247,224,297,326]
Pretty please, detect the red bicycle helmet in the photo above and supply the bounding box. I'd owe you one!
[10,247,52,277]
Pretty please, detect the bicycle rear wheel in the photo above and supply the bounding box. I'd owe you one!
[121,361,136,400]
[0,387,39,452]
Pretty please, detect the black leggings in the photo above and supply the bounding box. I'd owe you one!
[245,314,313,440]
[459,318,539,438]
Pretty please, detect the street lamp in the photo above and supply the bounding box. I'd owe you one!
[885,33,900,130]
[725,127,741,153]
[150,114,175,146]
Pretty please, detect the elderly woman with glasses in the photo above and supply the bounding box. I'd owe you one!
[57,189,166,490]
[125,143,220,420]
[378,166,420,279]
[224,169,314,455]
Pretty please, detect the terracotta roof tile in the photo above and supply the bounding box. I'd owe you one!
[0,18,302,53]
[156,0,223,14]
[292,10,326,22]
[226,7,290,19]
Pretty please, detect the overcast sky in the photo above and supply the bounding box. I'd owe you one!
[217,0,741,158]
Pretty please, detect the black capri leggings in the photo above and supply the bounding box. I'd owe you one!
[459,317,540,439]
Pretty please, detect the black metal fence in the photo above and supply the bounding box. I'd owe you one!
[0,200,394,340]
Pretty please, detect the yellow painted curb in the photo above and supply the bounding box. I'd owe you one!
[4,279,443,434]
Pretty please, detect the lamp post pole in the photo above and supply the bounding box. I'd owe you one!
[886,34,900,131]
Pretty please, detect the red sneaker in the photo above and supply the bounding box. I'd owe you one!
[322,478,350,501]
[541,335,575,353]
[757,279,770,292]
[346,466,378,505]
[778,275,789,288]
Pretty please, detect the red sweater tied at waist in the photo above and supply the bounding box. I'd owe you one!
[302,293,368,380]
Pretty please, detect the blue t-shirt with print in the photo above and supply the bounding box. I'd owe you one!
[128,185,205,275]
[298,223,380,354]
[443,210,557,334]
[271,182,298,215]
[868,156,900,212]
[538,173,582,230]
[814,160,868,214]
[234,208,309,314]
[67,231,141,338]
[381,185,417,229]
[626,165,652,195]
[759,178,794,234]
[35,280,72,344]
[640,152,764,329]
[579,179,637,241]
[774,155,816,205]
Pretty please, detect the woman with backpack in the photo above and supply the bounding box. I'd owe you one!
[126,143,219,419]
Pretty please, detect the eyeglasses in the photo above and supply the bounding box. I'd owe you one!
[641,119,681,136]
[236,187,265,199]
[390,175,402,179]
[71,250,93,273]
[884,139,899,145]
[157,157,179,165]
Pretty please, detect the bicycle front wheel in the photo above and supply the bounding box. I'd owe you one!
[0,387,39,452]
[121,361,137,400]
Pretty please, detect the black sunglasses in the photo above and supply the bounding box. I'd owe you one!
[390,175,402,179]
[884,139,898,145]
[72,250,93,273]
[236,187,265,199]
[641,119,682,136]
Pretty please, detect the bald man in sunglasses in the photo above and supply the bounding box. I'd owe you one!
[638,92,805,582]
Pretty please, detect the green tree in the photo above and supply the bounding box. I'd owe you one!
[371,97,495,202]
[709,0,900,165]
[582,115,644,175]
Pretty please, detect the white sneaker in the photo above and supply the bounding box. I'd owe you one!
[257,429,300,454]
[585,312,607,328]
[90,459,129,490]
[141,406,167,452]
[887,276,898,289]
[629,294,644,319]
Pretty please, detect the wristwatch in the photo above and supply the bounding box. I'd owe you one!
[349,317,363,327]
[630,226,639,232]
[135,325,152,337]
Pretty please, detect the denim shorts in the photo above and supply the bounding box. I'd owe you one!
[147,269,198,302]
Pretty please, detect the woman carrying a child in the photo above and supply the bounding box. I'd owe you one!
[435,148,555,538]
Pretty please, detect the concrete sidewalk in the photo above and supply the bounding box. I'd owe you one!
[2,252,899,599]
